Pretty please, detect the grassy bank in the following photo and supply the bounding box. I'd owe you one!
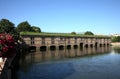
[20,32,110,38]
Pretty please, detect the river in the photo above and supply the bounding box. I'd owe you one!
[16,46,120,79]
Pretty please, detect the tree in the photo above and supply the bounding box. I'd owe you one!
[0,18,19,41]
[16,21,32,32]
[84,31,94,35]
[0,19,15,33]
[71,32,76,34]
[112,36,120,42]
[31,26,41,32]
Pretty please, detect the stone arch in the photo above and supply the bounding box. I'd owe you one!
[80,43,83,48]
[29,46,36,52]
[59,45,64,50]
[90,44,93,48]
[95,42,98,47]
[85,44,88,48]
[67,45,71,49]
[40,46,47,51]
[100,44,102,47]
[103,44,106,46]
[50,45,56,50]
[107,43,110,46]
[74,45,78,49]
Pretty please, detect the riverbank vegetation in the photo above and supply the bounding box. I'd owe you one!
[112,36,120,42]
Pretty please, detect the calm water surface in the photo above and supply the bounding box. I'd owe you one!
[17,47,120,79]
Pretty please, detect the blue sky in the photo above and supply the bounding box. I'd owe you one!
[0,0,120,35]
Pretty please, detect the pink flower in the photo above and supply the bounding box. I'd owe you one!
[2,47,8,52]
[0,33,15,58]
[0,40,4,44]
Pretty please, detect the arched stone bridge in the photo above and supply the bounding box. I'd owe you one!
[21,34,111,51]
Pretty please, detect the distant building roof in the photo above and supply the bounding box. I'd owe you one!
[111,34,120,36]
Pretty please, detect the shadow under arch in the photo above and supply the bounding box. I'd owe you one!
[80,43,83,48]
[29,46,36,52]
[74,45,78,49]
[59,45,64,50]
[50,45,56,50]
[40,46,47,51]
[84,44,88,48]
[67,45,71,49]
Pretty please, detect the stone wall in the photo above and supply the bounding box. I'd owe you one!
[21,35,111,50]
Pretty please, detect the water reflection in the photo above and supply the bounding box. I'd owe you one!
[17,46,120,79]
[18,47,111,71]
[112,47,120,53]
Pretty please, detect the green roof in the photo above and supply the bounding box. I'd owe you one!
[20,32,111,38]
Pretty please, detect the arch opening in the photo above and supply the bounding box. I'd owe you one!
[90,44,93,48]
[95,42,98,47]
[103,44,106,46]
[107,43,110,46]
[85,44,88,48]
[74,45,78,49]
[100,44,102,47]
[29,46,36,52]
[80,43,83,48]
[40,46,47,51]
[50,46,56,50]
[59,45,64,50]
[67,45,71,49]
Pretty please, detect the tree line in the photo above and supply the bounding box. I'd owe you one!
[0,18,41,33]
[71,31,94,35]
[0,18,41,40]
[0,18,94,40]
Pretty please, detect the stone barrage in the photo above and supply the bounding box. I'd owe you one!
[21,35,111,51]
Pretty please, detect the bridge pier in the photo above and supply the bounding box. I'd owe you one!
[36,46,40,51]
[55,46,59,50]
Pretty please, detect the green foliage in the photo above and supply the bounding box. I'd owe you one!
[16,21,41,33]
[0,19,19,41]
[31,26,41,32]
[0,19,15,33]
[20,32,110,39]
[16,21,32,32]
[84,31,94,35]
[71,32,76,34]
[112,36,120,42]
